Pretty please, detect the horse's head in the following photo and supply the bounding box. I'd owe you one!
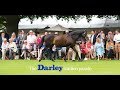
[82,30,87,38]
[69,30,87,41]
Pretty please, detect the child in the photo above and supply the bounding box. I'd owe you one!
[21,40,32,60]
[67,48,74,60]
[106,39,115,60]
[80,41,88,60]
[94,38,105,61]
[86,39,94,60]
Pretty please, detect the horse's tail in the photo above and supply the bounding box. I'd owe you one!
[53,38,55,44]
[39,35,45,48]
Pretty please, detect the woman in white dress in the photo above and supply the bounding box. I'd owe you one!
[1,38,9,60]
[8,38,17,60]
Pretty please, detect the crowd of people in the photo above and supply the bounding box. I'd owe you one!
[78,29,116,61]
[0,29,120,61]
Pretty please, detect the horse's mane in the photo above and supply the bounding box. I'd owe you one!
[68,30,85,36]
[67,30,87,41]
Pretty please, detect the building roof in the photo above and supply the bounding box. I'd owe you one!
[90,19,120,28]
[18,25,45,29]
[45,24,72,31]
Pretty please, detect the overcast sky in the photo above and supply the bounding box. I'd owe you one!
[19,16,116,28]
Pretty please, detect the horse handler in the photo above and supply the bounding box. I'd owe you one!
[71,41,82,61]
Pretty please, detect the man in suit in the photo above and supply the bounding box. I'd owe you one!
[90,30,98,45]
[0,32,6,59]
[18,30,27,46]
[17,30,27,57]
[90,30,98,58]
[0,32,6,47]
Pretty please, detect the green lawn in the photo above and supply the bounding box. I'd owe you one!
[0,59,120,75]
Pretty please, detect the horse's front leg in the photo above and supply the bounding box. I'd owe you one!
[49,48,55,62]
[71,46,76,61]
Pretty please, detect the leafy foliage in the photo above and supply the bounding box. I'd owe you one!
[0,15,120,28]
[0,15,120,24]
[0,15,119,34]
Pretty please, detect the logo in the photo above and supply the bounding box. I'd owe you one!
[38,64,63,72]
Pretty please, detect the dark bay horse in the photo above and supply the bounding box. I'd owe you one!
[39,30,87,62]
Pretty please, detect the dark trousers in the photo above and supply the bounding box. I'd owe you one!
[9,49,16,60]
[52,51,58,60]
[47,48,53,60]
[107,49,115,59]
[81,53,85,60]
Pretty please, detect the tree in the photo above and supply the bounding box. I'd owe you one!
[0,15,120,35]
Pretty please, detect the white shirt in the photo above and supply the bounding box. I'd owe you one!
[52,45,56,51]
[2,37,4,40]
[113,33,120,43]
[1,42,9,50]
[27,35,37,44]
[8,42,17,52]
[91,34,94,44]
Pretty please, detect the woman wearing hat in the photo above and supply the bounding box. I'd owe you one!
[1,38,9,60]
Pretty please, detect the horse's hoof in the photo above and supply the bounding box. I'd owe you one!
[80,60,84,62]
[39,60,41,62]
[52,60,55,62]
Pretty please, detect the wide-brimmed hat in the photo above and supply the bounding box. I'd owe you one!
[55,32,58,34]
[29,30,33,33]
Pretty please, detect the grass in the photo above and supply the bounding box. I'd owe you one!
[0,59,120,75]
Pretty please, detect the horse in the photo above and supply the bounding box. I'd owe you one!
[39,30,87,62]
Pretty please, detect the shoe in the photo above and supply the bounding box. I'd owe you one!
[84,58,88,60]
[37,58,40,60]
[20,55,22,57]
[27,57,30,60]
[39,59,41,62]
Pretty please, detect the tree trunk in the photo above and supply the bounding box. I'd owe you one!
[3,15,20,36]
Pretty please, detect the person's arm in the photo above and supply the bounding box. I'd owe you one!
[112,43,114,49]
[1,43,4,50]
[94,43,96,52]
[113,35,116,42]
[33,36,37,43]
[101,42,104,48]
[86,43,89,51]
[22,44,25,50]
[106,43,109,50]
[27,36,29,43]
[102,34,105,39]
